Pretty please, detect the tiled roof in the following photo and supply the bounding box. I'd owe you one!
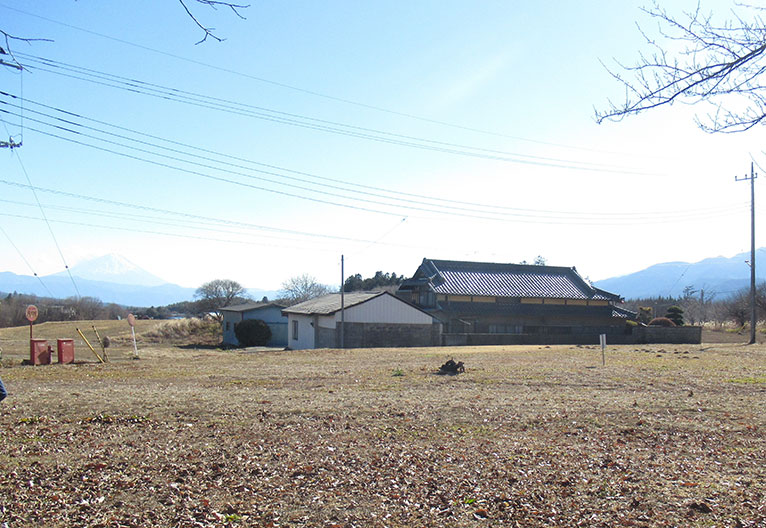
[219,301,285,312]
[282,291,384,315]
[611,306,638,319]
[402,259,622,302]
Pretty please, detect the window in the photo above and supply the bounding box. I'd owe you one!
[418,290,435,307]
[292,320,299,340]
[225,322,231,331]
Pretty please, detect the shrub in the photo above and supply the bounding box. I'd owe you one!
[234,319,272,347]
[648,317,676,327]
[665,305,685,326]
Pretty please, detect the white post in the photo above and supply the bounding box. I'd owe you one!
[131,327,139,359]
[599,334,606,366]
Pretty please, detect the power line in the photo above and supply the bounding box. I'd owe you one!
[0,225,56,297]
[14,54,653,176]
[0,4,646,157]
[0,194,430,251]
[1,91,655,217]
[15,118,749,225]
[7,149,81,298]
[0,97,749,224]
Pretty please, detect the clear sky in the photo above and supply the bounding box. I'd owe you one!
[0,1,763,294]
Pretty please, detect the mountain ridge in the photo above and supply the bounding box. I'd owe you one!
[0,255,279,307]
[593,248,766,300]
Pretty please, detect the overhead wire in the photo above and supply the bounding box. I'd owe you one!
[14,53,652,176]
[9,116,748,225]
[7,149,81,298]
[0,211,373,255]
[0,225,56,297]
[2,90,659,217]
[0,4,649,157]
[0,195,437,252]
[0,179,401,246]
[0,94,749,224]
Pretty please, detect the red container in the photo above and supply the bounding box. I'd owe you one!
[57,339,75,364]
[30,339,50,365]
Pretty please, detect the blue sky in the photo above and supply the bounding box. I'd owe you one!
[0,1,763,294]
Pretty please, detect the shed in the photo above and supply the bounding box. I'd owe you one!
[220,302,288,347]
[282,291,439,350]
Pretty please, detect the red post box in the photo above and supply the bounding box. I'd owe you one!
[57,339,75,364]
[30,339,50,365]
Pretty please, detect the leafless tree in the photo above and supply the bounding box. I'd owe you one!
[194,279,249,320]
[279,274,332,306]
[596,1,766,133]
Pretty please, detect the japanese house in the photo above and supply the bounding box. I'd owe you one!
[397,258,636,345]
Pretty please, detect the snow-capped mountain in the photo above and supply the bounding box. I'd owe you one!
[1,254,279,307]
[51,254,168,287]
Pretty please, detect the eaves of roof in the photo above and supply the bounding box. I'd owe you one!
[219,302,285,313]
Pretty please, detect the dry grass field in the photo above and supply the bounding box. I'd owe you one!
[0,322,764,527]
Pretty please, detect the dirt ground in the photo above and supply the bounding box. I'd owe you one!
[0,324,764,527]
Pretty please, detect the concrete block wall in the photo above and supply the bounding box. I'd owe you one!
[632,326,702,344]
[338,322,439,348]
[442,326,702,346]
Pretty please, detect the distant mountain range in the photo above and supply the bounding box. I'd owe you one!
[593,248,766,300]
[0,254,279,307]
[3,251,764,306]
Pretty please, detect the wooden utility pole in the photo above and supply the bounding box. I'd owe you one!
[340,254,345,349]
[736,163,757,344]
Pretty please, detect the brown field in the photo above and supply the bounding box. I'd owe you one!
[1,322,764,527]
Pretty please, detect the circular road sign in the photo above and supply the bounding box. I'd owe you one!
[127,313,136,327]
[26,305,39,322]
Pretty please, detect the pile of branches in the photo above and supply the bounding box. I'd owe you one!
[437,358,465,375]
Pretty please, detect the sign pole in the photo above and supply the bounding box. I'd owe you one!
[128,314,139,359]
[26,305,39,361]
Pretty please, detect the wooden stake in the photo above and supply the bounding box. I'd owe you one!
[76,328,104,363]
[92,325,108,362]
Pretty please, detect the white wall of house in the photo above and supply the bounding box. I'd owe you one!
[287,313,317,350]
[222,312,242,345]
[336,294,433,325]
[286,293,434,350]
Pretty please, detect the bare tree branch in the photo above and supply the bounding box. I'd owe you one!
[596,1,766,133]
[0,30,52,70]
[0,2,248,61]
[178,0,249,45]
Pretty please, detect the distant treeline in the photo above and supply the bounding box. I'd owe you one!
[0,292,128,328]
[623,281,766,327]
[343,271,405,293]
[0,292,243,328]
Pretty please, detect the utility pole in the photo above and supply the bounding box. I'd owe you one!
[340,254,345,349]
[736,163,757,344]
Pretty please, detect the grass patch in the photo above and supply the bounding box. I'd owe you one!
[727,376,766,384]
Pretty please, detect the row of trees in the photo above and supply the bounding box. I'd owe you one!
[191,271,405,321]
[0,292,127,327]
[343,271,404,293]
[623,282,766,328]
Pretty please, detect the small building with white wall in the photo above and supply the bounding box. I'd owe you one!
[220,302,288,347]
[282,291,440,350]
